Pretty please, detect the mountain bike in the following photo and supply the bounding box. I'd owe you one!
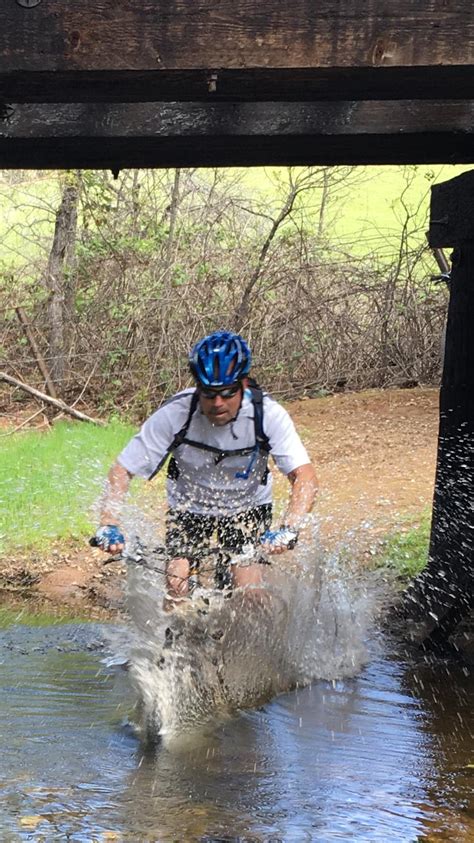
[91,534,270,607]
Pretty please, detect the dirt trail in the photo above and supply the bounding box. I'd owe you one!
[2,387,440,616]
[294,387,438,549]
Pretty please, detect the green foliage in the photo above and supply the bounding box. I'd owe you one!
[172,264,188,286]
[379,512,431,580]
[76,233,110,260]
[125,387,154,419]
[0,420,136,554]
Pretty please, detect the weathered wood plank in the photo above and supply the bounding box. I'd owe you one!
[1,101,474,167]
[2,66,474,104]
[4,135,471,169]
[1,0,473,73]
[3,100,474,137]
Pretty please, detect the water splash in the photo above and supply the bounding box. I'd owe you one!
[113,524,380,745]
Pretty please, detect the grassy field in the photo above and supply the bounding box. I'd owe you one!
[241,163,470,260]
[0,172,61,274]
[0,420,136,553]
[0,605,88,627]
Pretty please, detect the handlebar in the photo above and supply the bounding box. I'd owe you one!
[89,537,269,567]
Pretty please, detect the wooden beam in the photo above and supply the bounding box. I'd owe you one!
[400,171,474,647]
[1,101,474,168]
[4,100,474,138]
[2,67,474,104]
[429,171,474,248]
[1,1,473,73]
[2,3,473,104]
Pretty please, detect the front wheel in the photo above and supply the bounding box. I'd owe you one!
[214,552,233,590]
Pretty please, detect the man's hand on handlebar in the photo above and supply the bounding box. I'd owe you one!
[91,524,125,555]
[259,526,299,555]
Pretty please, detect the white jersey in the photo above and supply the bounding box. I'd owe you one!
[117,388,310,516]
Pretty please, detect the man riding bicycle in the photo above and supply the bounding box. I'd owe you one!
[96,331,318,601]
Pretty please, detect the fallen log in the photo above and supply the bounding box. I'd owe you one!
[0,371,104,425]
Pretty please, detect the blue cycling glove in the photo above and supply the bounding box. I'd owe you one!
[94,524,125,551]
[260,526,299,550]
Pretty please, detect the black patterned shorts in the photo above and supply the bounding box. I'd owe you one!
[165,505,272,556]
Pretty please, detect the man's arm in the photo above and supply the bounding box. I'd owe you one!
[262,462,318,556]
[98,461,134,553]
[283,462,318,529]
[261,397,318,554]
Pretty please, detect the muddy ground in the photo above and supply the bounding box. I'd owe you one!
[1,387,439,619]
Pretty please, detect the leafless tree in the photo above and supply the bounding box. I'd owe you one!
[0,166,447,416]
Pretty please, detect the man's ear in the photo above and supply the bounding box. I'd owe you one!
[241,376,249,389]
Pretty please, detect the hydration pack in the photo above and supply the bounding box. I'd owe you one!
[150,381,271,484]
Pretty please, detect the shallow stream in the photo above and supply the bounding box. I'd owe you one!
[0,617,472,841]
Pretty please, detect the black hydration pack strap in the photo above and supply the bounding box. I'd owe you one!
[169,389,200,452]
[247,380,271,454]
[149,391,200,480]
[151,384,272,482]
[246,380,271,483]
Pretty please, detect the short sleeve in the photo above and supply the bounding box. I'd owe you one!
[117,392,193,479]
[264,398,311,475]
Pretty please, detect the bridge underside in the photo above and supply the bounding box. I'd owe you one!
[1,1,474,168]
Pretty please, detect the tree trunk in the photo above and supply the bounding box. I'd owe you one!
[46,172,80,388]
[317,169,330,239]
[154,168,182,361]
[162,169,181,316]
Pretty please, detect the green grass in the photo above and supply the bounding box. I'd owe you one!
[379,511,431,580]
[0,172,60,273]
[239,163,472,260]
[0,419,137,554]
[0,605,89,627]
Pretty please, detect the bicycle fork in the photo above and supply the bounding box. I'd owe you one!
[188,558,200,594]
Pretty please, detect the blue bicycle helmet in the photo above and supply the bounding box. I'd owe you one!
[189,331,251,387]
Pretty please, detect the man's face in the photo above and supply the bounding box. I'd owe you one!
[198,382,243,425]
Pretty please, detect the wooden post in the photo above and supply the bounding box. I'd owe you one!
[400,171,474,646]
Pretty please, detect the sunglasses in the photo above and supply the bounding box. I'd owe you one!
[199,383,241,399]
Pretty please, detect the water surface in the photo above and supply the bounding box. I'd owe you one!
[0,622,472,841]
